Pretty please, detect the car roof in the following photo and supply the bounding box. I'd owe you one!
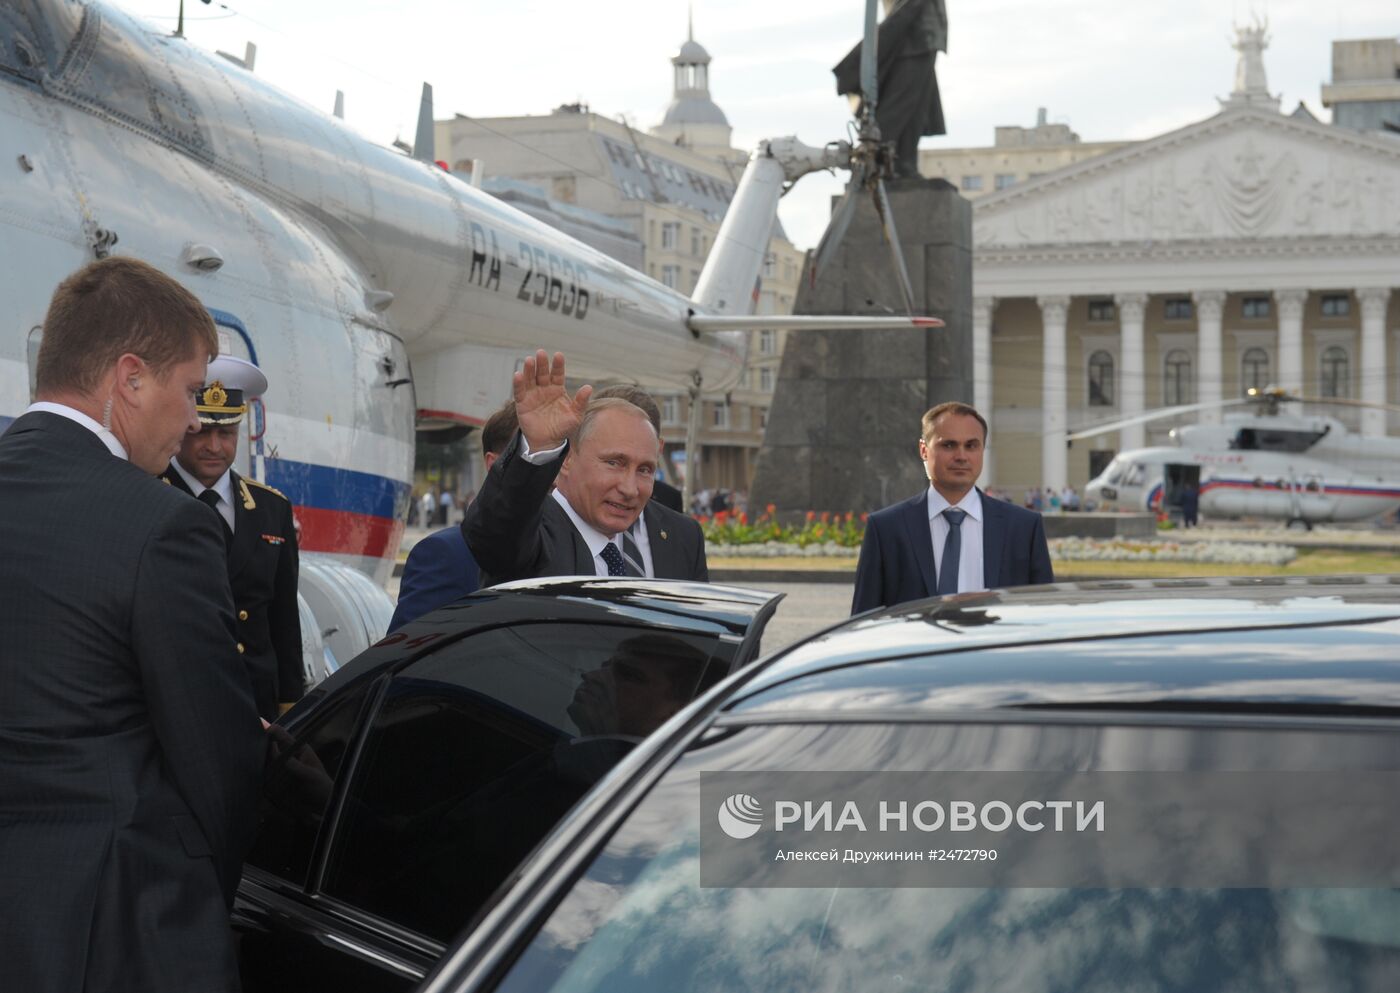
[298,578,781,709]
[727,575,1400,720]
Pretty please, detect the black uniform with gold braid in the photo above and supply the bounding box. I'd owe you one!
[161,466,302,720]
[162,362,303,720]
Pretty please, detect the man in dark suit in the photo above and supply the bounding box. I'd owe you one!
[0,257,264,993]
[389,401,517,630]
[162,355,303,720]
[852,401,1053,614]
[464,350,707,584]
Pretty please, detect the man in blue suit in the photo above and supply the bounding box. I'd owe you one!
[852,401,1053,614]
[389,402,516,630]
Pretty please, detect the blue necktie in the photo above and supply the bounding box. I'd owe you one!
[937,508,966,595]
[599,542,628,576]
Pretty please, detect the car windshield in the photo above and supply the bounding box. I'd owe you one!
[494,721,1400,992]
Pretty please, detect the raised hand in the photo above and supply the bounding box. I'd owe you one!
[513,349,593,452]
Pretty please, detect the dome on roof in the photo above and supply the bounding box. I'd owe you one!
[662,95,729,127]
[674,38,711,64]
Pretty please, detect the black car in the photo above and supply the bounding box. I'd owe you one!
[240,576,1400,993]
[234,578,782,992]
[414,576,1400,993]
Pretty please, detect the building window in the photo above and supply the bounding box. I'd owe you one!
[712,401,729,429]
[1241,347,1270,393]
[994,173,1016,190]
[763,253,776,279]
[660,222,680,250]
[760,367,774,392]
[1242,296,1271,319]
[690,227,702,256]
[1087,350,1114,406]
[758,408,769,430]
[1087,299,1115,322]
[661,265,679,289]
[759,329,777,355]
[1164,298,1193,320]
[690,270,700,292]
[961,175,983,191]
[1320,293,1351,317]
[661,396,680,425]
[1320,345,1350,398]
[1164,349,1193,405]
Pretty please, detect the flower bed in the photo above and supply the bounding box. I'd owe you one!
[1049,536,1297,566]
[701,506,866,548]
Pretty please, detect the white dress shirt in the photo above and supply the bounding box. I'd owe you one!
[169,459,236,533]
[25,401,128,460]
[927,486,986,594]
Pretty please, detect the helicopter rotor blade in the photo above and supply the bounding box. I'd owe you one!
[810,176,864,286]
[859,0,879,126]
[872,177,917,316]
[1066,398,1255,442]
[1281,394,1400,415]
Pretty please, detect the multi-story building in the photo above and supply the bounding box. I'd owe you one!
[1322,37,1400,134]
[434,25,804,496]
[915,28,1400,498]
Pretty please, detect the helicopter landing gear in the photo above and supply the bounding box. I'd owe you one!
[1286,517,1313,532]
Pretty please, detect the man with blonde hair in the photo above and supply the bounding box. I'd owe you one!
[464,350,707,584]
[0,257,263,993]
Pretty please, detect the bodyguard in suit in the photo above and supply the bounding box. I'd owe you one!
[464,350,707,584]
[852,401,1053,614]
[0,257,264,993]
[162,355,303,721]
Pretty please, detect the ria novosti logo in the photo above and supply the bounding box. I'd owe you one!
[717,793,764,839]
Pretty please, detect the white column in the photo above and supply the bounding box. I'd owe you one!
[1038,295,1070,492]
[1115,293,1147,449]
[1193,290,1226,424]
[1358,287,1392,437]
[1275,289,1307,394]
[972,296,995,484]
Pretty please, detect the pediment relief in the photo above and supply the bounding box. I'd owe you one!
[974,110,1400,248]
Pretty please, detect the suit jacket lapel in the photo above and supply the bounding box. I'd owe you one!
[227,472,253,579]
[981,487,1004,588]
[902,492,938,597]
[641,504,672,578]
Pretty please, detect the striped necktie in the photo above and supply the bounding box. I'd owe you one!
[619,529,645,577]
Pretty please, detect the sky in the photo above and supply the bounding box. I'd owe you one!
[111,0,1399,250]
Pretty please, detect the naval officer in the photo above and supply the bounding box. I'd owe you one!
[163,355,304,720]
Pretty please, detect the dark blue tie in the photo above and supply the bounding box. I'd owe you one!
[937,508,966,595]
[599,542,627,576]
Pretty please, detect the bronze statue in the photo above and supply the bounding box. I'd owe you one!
[834,0,948,178]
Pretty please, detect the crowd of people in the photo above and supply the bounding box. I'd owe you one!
[1,260,1058,992]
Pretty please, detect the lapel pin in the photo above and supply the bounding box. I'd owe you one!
[660,530,668,540]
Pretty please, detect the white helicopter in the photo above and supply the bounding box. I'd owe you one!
[1075,389,1400,528]
[0,1,934,669]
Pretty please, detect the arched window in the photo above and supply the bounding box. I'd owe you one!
[1241,347,1269,393]
[1164,349,1193,405]
[1088,350,1114,406]
[1320,346,1350,398]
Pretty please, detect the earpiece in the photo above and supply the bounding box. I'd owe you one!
[129,377,140,389]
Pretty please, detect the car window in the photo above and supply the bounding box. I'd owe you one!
[493,721,1400,993]
[317,622,731,942]
[244,678,377,886]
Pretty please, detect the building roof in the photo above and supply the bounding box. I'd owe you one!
[674,38,711,64]
[661,94,729,127]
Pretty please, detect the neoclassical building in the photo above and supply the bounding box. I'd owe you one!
[966,31,1400,493]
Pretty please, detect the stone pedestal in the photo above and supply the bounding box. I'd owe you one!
[751,177,972,513]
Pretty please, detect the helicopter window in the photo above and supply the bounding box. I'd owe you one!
[1241,348,1270,393]
[1102,458,1125,486]
[1123,463,1145,487]
[1088,351,1115,406]
[1320,346,1350,399]
[1233,428,1328,453]
[1163,349,1193,405]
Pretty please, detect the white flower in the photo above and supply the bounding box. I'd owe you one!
[1048,537,1296,566]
